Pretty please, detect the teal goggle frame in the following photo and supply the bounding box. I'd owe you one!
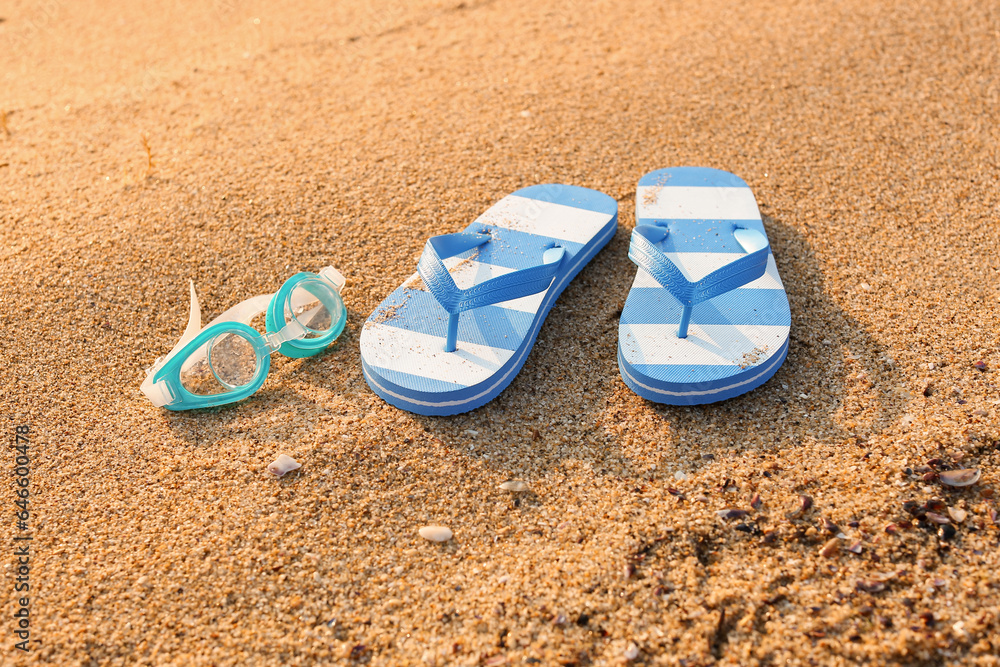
[141,267,347,410]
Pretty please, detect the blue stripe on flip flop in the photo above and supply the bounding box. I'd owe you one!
[626,362,760,385]
[474,227,585,269]
[630,220,766,254]
[638,167,749,188]
[382,289,534,351]
[517,183,620,215]
[363,363,471,395]
[621,287,791,326]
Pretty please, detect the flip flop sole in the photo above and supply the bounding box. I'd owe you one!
[362,184,618,416]
[618,167,791,405]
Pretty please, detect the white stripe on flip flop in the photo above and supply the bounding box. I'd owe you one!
[480,195,614,245]
[637,186,761,221]
[619,323,790,366]
[619,340,787,397]
[630,254,784,290]
[362,325,515,388]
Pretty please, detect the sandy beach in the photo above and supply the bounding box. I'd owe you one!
[1,0,999,664]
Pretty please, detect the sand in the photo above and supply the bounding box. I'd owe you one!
[1,0,999,664]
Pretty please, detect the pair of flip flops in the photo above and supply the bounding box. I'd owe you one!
[360,167,792,416]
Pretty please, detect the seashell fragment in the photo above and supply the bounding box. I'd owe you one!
[947,507,967,523]
[267,454,302,477]
[847,541,863,554]
[856,580,886,594]
[939,469,980,487]
[750,493,762,510]
[418,526,453,542]
[821,517,840,534]
[623,643,639,661]
[499,480,530,492]
[820,538,840,558]
[925,512,950,525]
[925,498,947,512]
[716,508,749,520]
[787,494,813,519]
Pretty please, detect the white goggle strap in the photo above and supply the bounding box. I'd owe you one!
[318,266,347,292]
[141,281,203,407]
[202,293,273,329]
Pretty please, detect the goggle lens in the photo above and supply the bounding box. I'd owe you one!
[179,332,259,395]
[285,278,342,339]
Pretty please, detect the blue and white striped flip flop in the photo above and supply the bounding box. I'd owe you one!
[361,184,618,416]
[618,167,791,405]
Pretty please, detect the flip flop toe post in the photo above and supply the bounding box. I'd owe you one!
[618,167,791,405]
[362,184,618,416]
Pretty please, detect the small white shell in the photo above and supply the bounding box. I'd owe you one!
[940,469,980,487]
[500,480,530,492]
[267,454,302,477]
[948,507,967,523]
[419,526,453,542]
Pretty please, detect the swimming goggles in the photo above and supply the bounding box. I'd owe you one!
[141,267,347,410]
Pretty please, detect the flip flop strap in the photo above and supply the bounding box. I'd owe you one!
[628,225,769,306]
[418,232,565,314]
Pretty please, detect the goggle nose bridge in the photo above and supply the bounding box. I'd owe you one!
[262,318,307,353]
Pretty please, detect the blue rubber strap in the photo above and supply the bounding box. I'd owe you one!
[628,225,769,307]
[417,232,565,315]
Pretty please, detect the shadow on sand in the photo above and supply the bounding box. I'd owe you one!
[405,212,905,478]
